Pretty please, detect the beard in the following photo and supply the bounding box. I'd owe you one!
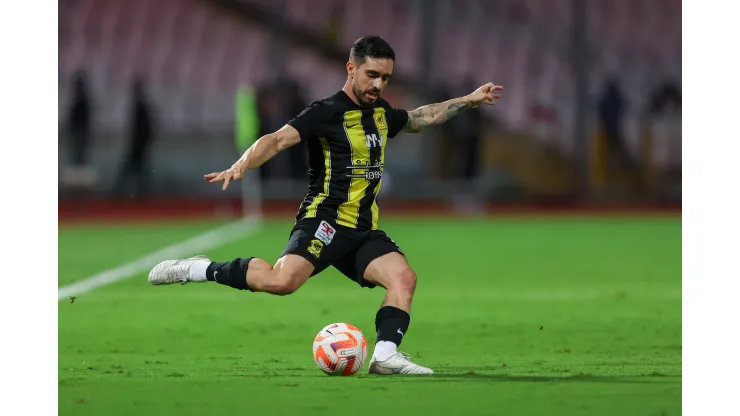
[353,83,380,107]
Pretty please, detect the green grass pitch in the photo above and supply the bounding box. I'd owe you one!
[58,216,681,415]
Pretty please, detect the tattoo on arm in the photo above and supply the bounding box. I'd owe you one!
[403,99,471,133]
[445,102,470,118]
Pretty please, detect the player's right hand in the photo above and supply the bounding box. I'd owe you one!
[204,165,243,191]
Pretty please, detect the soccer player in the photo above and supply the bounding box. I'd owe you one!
[148,35,503,375]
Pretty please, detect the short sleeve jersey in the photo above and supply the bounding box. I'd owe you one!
[287,90,409,231]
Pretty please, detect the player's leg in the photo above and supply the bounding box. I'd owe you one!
[148,218,341,295]
[243,255,315,294]
[333,232,433,375]
[207,254,316,295]
[147,254,315,295]
[363,252,433,375]
[365,252,416,313]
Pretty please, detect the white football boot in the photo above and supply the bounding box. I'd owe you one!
[148,255,211,285]
[368,352,434,375]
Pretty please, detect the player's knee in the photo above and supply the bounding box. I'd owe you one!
[394,268,417,295]
[249,258,273,271]
[270,270,306,296]
[270,282,299,296]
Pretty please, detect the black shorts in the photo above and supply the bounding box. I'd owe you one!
[279,217,404,288]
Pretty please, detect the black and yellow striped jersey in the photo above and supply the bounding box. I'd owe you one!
[287,90,408,231]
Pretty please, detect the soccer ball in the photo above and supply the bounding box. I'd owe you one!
[312,322,368,376]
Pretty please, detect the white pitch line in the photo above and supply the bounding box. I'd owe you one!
[58,218,261,301]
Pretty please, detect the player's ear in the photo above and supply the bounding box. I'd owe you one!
[346,61,355,78]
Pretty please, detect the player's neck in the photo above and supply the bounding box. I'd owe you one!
[342,82,362,107]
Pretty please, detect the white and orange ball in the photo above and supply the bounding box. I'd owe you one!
[312,322,368,376]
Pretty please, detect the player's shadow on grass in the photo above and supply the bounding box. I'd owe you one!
[426,372,680,384]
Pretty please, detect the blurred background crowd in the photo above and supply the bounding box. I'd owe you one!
[58,0,681,215]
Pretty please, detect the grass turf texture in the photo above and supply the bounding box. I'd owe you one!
[59,217,681,415]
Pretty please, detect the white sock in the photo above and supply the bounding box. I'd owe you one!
[372,341,398,361]
[189,261,210,282]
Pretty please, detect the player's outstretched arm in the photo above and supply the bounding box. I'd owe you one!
[402,82,503,133]
[204,124,301,190]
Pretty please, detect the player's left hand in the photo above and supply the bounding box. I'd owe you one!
[467,83,503,108]
[204,165,244,191]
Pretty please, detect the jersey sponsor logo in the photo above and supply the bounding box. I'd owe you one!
[307,239,324,258]
[315,220,336,245]
[364,170,382,180]
[346,160,384,180]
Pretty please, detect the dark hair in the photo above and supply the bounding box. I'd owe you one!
[349,35,395,64]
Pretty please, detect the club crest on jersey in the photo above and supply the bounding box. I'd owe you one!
[314,220,336,245]
[375,113,387,128]
[307,239,324,258]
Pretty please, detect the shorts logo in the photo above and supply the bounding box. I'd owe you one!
[307,239,324,258]
[390,238,403,254]
[314,220,336,245]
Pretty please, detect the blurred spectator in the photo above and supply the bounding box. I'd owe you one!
[62,70,97,190]
[256,82,283,181]
[436,78,484,182]
[113,78,157,199]
[646,81,682,197]
[648,82,682,116]
[435,78,485,213]
[434,82,456,180]
[256,78,309,181]
[323,2,344,47]
[452,77,484,182]
[284,80,309,180]
[67,71,92,167]
[598,77,641,189]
